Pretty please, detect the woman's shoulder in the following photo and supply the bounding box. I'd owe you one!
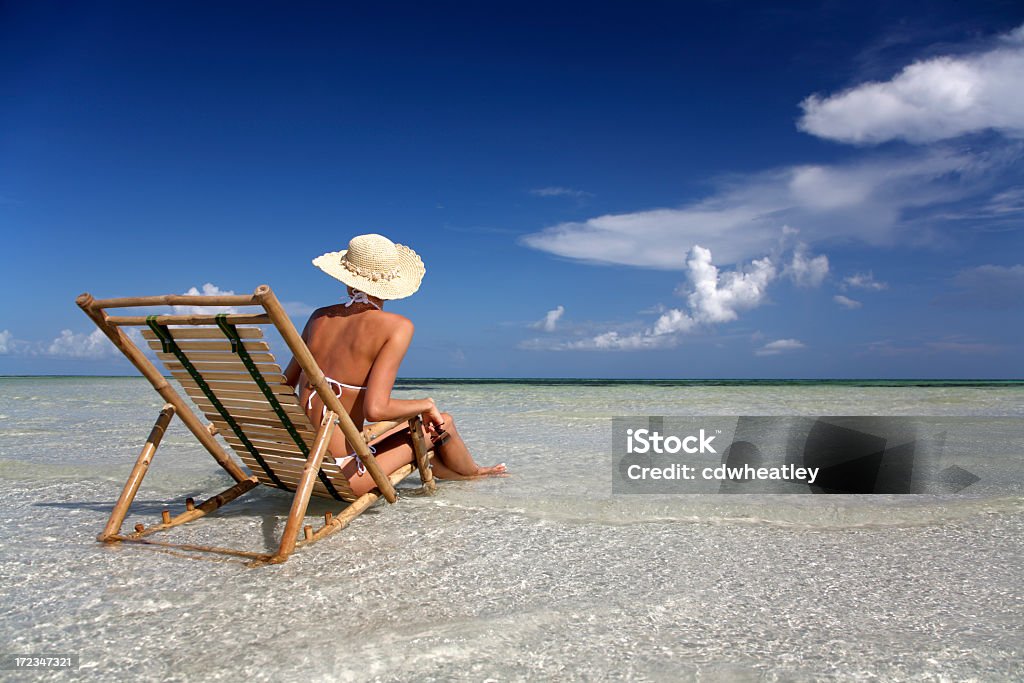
[306,306,412,332]
[374,310,414,333]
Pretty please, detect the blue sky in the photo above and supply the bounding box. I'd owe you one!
[1,1,1022,378]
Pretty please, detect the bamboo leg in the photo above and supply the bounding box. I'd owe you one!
[98,404,176,542]
[295,464,415,547]
[267,411,337,564]
[409,415,436,494]
[76,293,249,483]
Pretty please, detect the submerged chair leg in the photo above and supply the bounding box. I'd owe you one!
[265,411,337,565]
[98,404,176,542]
[408,415,436,494]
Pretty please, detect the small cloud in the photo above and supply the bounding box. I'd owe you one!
[755,338,806,356]
[0,330,12,354]
[784,242,829,287]
[173,283,240,315]
[529,186,593,199]
[531,305,565,332]
[842,272,888,291]
[638,303,667,315]
[833,294,863,309]
[983,187,1024,216]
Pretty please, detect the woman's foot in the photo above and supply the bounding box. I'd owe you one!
[476,463,507,476]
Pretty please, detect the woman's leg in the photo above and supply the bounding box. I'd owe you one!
[330,412,506,496]
[334,431,415,497]
[431,412,506,477]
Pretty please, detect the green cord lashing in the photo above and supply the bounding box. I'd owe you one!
[215,315,343,501]
[147,316,288,491]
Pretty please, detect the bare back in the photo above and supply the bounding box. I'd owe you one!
[287,303,413,453]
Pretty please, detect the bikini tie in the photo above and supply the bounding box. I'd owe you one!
[344,290,380,309]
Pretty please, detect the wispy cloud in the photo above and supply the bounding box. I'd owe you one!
[530,186,593,199]
[941,263,1024,309]
[532,305,565,332]
[842,272,888,291]
[755,338,806,356]
[862,336,1006,356]
[784,242,830,287]
[833,295,863,309]
[521,148,1004,267]
[799,24,1024,144]
[926,340,1003,355]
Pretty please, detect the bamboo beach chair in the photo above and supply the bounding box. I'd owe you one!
[76,284,437,566]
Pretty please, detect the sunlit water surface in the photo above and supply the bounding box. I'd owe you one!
[0,377,1021,681]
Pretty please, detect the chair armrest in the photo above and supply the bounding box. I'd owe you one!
[361,413,422,443]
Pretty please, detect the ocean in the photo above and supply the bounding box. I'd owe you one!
[0,377,1021,681]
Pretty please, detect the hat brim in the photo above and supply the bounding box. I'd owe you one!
[312,243,425,300]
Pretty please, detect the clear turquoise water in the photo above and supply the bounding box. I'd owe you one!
[0,377,1021,681]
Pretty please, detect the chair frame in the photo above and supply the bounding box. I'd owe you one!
[76,284,435,566]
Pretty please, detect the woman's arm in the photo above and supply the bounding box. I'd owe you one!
[362,318,443,429]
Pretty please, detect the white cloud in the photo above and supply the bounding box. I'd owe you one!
[784,243,829,287]
[564,329,677,351]
[799,24,1024,144]
[173,283,239,315]
[521,149,991,267]
[530,186,592,199]
[547,245,774,351]
[0,330,13,354]
[755,338,806,356]
[46,328,117,359]
[685,246,776,324]
[842,272,888,291]
[532,305,565,332]
[833,295,863,309]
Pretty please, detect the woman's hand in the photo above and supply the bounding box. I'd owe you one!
[422,398,445,434]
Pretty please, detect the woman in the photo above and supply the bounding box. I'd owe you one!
[283,233,506,497]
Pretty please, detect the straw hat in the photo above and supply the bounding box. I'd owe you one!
[312,233,425,300]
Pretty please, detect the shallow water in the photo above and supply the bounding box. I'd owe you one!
[0,377,1022,681]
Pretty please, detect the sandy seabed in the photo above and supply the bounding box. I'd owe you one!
[0,377,1021,681]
